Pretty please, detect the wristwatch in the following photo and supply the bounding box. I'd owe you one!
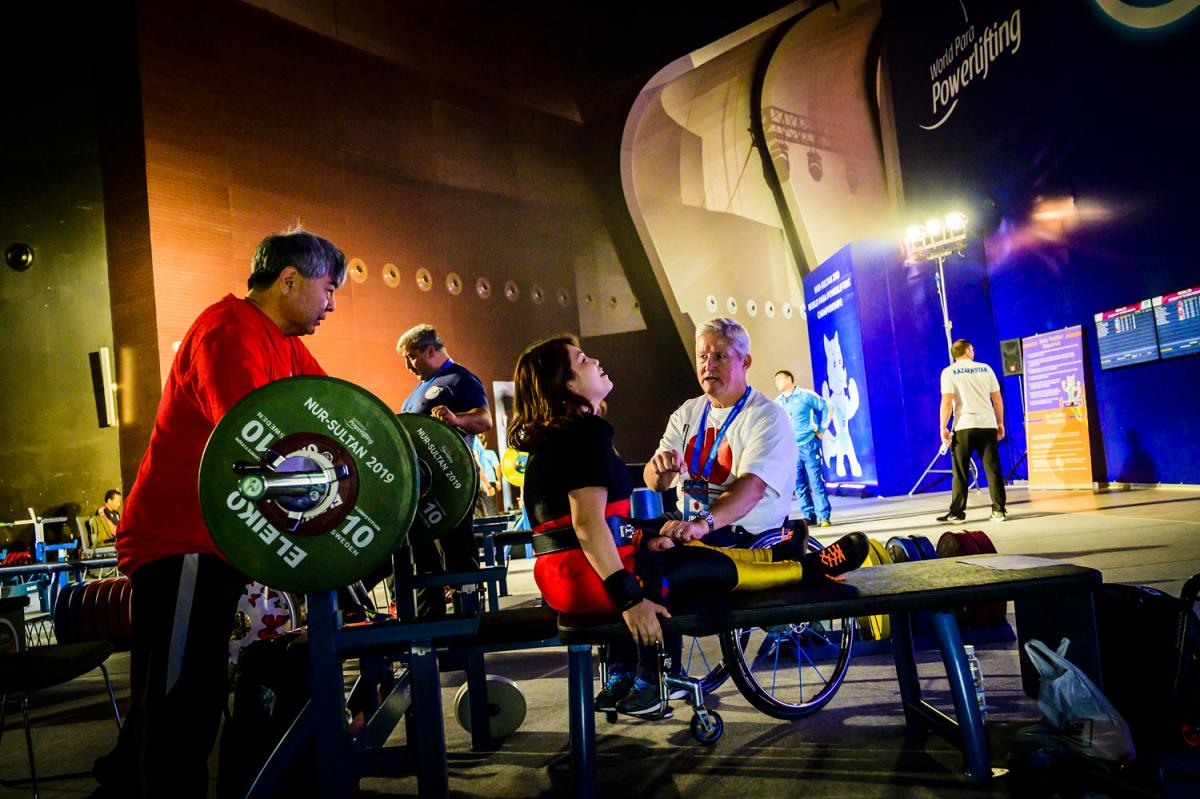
[698,510,716,533]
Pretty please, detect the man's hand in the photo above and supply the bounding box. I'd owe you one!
[940,428,952,447]
[483,482,497,496]
[649,449,684,479]
[997,423,1006,442]
[429,405,459,426]
[621,598,671,646]
[644,536,676,552]
[659,518,707,542]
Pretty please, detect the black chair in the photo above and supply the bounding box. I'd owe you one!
[0,640,122,797]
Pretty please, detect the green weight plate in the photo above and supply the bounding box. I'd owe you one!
[200,376,419,594]
[394,414,480,545]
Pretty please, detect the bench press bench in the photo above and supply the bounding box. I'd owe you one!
[557,555,1103,797]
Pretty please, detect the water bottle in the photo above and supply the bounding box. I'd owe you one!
[964,644,988,720]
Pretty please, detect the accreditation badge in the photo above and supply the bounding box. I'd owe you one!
[681,478,709,520]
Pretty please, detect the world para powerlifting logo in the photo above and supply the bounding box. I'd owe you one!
[920,3,1023,131]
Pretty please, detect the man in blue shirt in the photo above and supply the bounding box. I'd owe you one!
[397,323,493,616]
[774,370,832,527]
[471,433,502,517]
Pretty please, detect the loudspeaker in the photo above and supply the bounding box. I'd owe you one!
[1000,338,1023,376]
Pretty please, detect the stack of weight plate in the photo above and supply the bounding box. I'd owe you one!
[935,530,1009,629]
[53,577,132,649]
[884,535,939,635]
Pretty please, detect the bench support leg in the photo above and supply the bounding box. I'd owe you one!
[410,641,450,799]
[929,610,991,782]
[567,644,596,799]
[307,590,356,797]
[891,610,992,782]
[466,650,495,751]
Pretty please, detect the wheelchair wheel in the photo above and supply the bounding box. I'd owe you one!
[676,528,787,693]
[717,533,856,719]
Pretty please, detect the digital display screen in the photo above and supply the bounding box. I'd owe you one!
[1094,300,1159,369]
[1154,286,1200,360]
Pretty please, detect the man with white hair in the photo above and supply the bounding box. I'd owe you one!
[644,318,798,546]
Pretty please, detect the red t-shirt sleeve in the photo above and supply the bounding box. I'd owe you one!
[190,322,276,423]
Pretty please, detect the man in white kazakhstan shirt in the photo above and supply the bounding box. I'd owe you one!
[936,338,1007,522]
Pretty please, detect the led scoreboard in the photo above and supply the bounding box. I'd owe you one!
[1094,299,1159,370]
[1154,286,1200,360]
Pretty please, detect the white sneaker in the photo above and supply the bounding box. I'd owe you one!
[990,511,1007,522]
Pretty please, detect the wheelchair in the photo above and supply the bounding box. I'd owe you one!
[675,524,856,720]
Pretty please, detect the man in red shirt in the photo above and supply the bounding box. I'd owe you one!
[92,229,345,798]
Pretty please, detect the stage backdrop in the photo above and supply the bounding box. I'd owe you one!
[883,0,1200,485]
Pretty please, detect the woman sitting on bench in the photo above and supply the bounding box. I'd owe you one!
[510,335,869,717]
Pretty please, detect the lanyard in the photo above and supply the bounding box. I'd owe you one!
[402,358,454,412]
[689,386,751,481]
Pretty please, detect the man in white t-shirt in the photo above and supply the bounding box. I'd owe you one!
[936,339,1007,522]
[644,317,797,546]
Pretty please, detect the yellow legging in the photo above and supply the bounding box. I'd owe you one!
[657,539,805,595]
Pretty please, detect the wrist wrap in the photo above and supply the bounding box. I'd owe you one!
[602,569,644,612]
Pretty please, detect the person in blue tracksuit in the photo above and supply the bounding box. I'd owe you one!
[773,370,832,526]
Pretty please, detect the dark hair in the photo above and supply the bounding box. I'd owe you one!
[774,370,794,381]
[104,489,121,502]
[509,335,596,450]
[247,228,347,291]
[951,339,973,358]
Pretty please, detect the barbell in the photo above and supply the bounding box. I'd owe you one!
[198,376,479,593]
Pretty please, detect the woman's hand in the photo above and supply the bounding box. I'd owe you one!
[660,518,707,542]
[621,598,671,646]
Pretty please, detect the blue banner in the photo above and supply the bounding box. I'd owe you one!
[803,262,878,485]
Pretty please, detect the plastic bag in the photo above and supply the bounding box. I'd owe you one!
[1024,637,1136,763]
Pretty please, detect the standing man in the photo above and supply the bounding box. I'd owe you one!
[773,370,832,527]
[93,229,345,798]
[396,324,492,616]
[472,434,502,518]
[936,339,1007,523]
[645,318,797,546]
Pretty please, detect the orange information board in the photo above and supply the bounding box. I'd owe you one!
[1022,325,1094,489]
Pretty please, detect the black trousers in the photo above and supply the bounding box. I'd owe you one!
[93,553,246,798]
[411,514,480,618]
[949,427,1006,514]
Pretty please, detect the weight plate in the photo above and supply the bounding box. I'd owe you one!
[453,674,527,740]
[200,376,419,594]
[394,414,480,545]
[91,579,117,642]
[107,578,131,646]
[118,579,133,642]
[53,582,78,644]
[65,579,87,645]
[79,580,104,642]
[910,535,937,561]
[229,580,300,663]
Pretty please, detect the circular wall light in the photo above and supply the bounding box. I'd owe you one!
[782,302,793,319]
[584,293,596,309]
[726,297,738,314]
[446,272,463,295]
[705,295,718,313]
[746,299,758,317]
[530,284,545,305]
[415,268,433,292]
[475,277,491,299]
[6,242,34,272]
[764,300,776,318]
[347,258,367,284]
[504,281,519,302]
[557,288,570,307]
[382,263,400,288]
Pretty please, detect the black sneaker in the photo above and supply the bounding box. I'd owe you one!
[936,511,966,523]
[595,671,634,712]
[770,526,811,562]
[801,532,871,582]
[615,676,667,717]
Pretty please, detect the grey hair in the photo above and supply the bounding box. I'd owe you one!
[696,317,751,358]
[396,324,444,354]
